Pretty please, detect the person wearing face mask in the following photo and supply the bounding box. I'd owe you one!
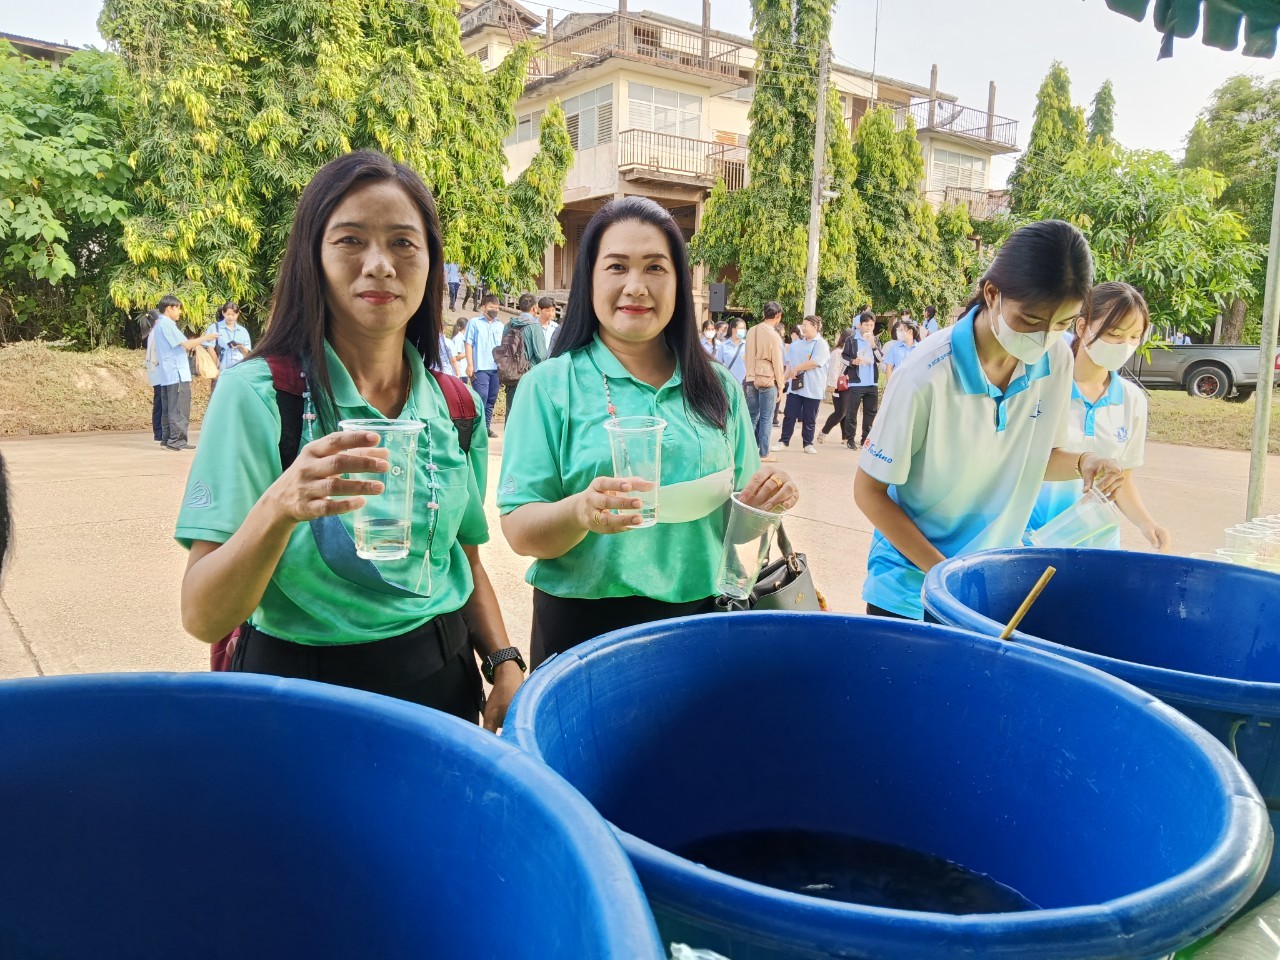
[465,294,506,437]
[700,319,719,356]
[882,318,919,382]
[1026,282,1170,551]
[853,220,1127,621]
[497,197,799,665]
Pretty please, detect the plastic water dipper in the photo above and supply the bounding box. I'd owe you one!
[998,566,1057,640]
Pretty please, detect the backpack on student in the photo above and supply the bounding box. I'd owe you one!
[208,354,476,671]
[492,323,532,387]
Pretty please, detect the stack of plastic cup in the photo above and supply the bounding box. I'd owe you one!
[1216,519,1280,572]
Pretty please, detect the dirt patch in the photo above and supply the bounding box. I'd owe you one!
[0,341,211,437]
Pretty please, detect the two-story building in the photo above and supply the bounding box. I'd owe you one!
[458,0,1018,311]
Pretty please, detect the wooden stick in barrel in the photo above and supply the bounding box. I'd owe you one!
[999,566,1057,640]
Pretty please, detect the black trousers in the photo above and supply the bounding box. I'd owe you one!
[152,385,164,441]
[504,380,519,419]
[821,390,850,441]
[231,611,483,722]
[161,380,191,448]
[531,590,718,669]
[845,386,879,446]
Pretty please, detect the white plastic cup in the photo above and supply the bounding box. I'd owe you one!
[1216,548,1255,564]
[1226,527,1267,554]
[715,493,786,600]
[603,416,666,528]
[1190,552,1231,563]
[338,418,424,561]
[1027,487,1121,548]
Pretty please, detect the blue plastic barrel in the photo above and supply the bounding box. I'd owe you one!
[924,547,1280,902]
[0,673,662,959]
[504,613,1270,960]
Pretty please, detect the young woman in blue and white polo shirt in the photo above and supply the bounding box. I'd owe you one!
[1026,282,1171,551]
[854,220,1127,620]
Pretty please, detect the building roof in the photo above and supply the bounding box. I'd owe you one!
[0,31,78,54]
[1104,0,1280,58]
[631,9,959,101]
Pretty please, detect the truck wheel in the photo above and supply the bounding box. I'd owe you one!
[1225,387,1255,404]
[1186,364,1231,400]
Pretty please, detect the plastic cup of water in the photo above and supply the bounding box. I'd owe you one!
[1217,548,1256,564]
[1026,487,1121,548]
[338,418,424,561]
[715,493,786,600]
[603,416,666,528]
[1226,526,1268,553]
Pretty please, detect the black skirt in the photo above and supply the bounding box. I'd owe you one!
[232,611,483,722]
[531,590,718,668]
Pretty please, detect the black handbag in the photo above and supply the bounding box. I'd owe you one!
[716,524,821,612]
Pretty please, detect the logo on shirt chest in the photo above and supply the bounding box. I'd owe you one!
[1029,400,1042,419]
[1115,426,1129,443]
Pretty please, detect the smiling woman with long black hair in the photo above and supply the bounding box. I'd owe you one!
[497,197,800,667]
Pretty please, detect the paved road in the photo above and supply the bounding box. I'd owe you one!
[2,412,1278,680]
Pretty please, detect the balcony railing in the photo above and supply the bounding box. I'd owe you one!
[890,99,1018,150]
[618,129,747,191]
[940,186,1012,220]
[531,14,745,85]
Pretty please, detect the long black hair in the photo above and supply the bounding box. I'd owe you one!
[964,220,1094,319]
[1075,281,1150,358]
[550,196,728,430]
[254,150,445,403]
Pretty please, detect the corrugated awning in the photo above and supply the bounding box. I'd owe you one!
[1105,0,1280,58]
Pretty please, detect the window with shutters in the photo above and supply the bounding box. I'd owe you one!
[629,83,702,138]
[503,107,547,147]
[475,45,489,64]
[562,84,614,151]
[930,147,987,190]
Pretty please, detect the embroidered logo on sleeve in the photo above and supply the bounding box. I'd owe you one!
[1115,426,1129,443]
[499,474,517,495]
[184,481,213,509]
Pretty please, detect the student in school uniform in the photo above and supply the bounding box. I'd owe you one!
[854,220,1127,620]
[1026,282,1170,551]
[921,305,940,338]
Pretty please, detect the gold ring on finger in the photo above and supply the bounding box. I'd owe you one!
[592,509,605,527]
[771,475,785,488]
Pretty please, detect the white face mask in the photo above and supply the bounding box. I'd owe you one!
[990,302,1062,365]
[1082,337,1137,371]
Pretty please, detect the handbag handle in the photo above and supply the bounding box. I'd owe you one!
[775,522,803,574]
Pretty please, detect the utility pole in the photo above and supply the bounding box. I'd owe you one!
[803,40,831,318]
[1246,147,1280,519]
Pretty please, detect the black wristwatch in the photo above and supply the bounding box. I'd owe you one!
[482,647,527,684]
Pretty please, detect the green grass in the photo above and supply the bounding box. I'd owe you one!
[1146,390,1280,455]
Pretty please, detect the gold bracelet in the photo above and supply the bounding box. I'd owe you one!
[1076,452,1087,478]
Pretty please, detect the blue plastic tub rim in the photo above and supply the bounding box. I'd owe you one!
[505,613,1272,959]
[923,549,1280,717]
[0,670,662,951]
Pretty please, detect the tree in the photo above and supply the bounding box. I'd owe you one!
[1029,143,1260,333]
[1088,80,1116,145]
[690,0,863,324]
[0,44,133,346]
[1009,62,1086,215]
[1184,75,1280,342]
[98,0,572,322]
[932,202,979,315]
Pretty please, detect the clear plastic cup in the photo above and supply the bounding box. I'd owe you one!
[603,416,666,528]
[1190,552,1232,563]
[1217,548,1256,564]
[1027,487,1121,548]
[1226,527,1267,553]
[1248,555,1280,574]
[338,418,424,561]
[715,493,786,600]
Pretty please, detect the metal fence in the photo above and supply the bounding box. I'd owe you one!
[533,14,743,83]
[890,99,1018,150]
[618,129,747,191]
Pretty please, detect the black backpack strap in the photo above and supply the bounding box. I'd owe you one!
[264,354,307,471]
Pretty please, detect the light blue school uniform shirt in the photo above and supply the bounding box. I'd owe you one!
[924,317,940,335]
[444,262,462,285]
[152,315,192,386]
[715,337,748,383]
[883,339,916,371]
[850,332,877,387]
[1027,375,1148,549]
[465,316,506,372]
[206,320,252,372]
[145,329,164,387]
[859,306,1072,618]
[788,336,830,401]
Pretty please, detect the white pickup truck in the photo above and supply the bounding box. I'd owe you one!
[1122,344,1280,402]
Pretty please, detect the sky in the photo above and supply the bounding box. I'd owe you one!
[10,0,1280,187]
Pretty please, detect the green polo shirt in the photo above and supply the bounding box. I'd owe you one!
[497,335,760,602]
[175,341,489,645]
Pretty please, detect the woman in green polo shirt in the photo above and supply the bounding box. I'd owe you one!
[498,197,800,666]
[175,151,524,729]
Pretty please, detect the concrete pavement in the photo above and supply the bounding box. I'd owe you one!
[2,406,1278,680]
